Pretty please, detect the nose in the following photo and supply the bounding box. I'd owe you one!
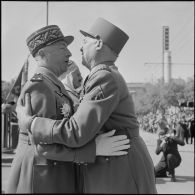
[66,49,72,57]
[80,47,83,53]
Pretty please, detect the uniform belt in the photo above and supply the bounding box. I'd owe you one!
[114,128,139,139]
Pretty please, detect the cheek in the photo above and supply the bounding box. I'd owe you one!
[83,44,94,58]
[76,76,80,83]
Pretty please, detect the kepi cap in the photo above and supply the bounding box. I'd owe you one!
[26,25,74,57]
[80,17,129,55]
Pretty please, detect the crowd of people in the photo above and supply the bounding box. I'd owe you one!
[137,107,194,182]
[138,108,194,144]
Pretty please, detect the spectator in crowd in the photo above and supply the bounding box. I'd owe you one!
[1,100,18,123]
[188,116,194,144]
[179,115,190,144]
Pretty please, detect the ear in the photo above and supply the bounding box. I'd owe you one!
[96,39,103,51]
[37,49,45,58]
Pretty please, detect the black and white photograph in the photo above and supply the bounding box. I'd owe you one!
[2,1,194,194]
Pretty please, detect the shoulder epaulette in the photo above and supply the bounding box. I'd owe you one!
[30,73,43,82]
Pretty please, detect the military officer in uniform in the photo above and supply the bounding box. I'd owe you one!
[6,25,130,193]
[16,18,157,193]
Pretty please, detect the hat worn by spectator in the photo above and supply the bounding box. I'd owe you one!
[80,17,129,55]
[26,25,74,57]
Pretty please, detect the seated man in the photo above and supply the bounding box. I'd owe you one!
[154,128,184,182]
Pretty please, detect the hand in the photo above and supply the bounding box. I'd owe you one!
[95,130,130,156]
[165,133,171,138]
[16,93,33,132]
[160,139,166,147]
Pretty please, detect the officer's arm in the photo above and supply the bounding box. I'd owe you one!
[20,81,96,163]
[19,81,56,122]
[36,139,96,163]
[31,71,119,147]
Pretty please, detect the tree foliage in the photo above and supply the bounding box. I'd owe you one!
[1,79,15,103]
[133,77,194,115]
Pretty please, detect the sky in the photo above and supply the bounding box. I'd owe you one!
[2,1,194,83]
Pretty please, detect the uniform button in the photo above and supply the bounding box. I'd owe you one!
[105,157,109,161]
[53,162,57,165]
[84,163,88,166]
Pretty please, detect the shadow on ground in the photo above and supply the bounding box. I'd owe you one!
[156,175,194,184]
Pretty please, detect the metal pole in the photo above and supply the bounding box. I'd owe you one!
[2,113,5,148]
[46,1,49,26]
[162,27,164,84]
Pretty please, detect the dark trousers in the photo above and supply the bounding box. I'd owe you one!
[74,164,84,193]
[155,154,181,177]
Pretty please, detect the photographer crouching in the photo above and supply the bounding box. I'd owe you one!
[154,126,185,182]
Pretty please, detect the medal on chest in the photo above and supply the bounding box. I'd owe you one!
[60,98,72,118]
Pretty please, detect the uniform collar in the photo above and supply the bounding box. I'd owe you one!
[89,61,116,78]
[90,61,117,73]
[35,66,66,93]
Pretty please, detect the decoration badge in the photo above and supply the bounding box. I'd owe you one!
[60,99,72,118]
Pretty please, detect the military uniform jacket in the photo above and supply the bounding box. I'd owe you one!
[29,63,157,194]
[6,67,96,193]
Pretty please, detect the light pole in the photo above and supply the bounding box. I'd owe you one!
[46,1,49,26]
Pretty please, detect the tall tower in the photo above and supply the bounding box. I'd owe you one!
[164,50,172,83]
[162,26,172,83]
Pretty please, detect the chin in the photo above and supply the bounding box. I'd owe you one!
[81,58,86,65]
[62,67,67,73]
[82,60,89,69]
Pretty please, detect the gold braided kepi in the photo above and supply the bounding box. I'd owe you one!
[26,25,74,57]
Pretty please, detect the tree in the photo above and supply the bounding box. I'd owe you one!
[131,76,194,115]
[1,79,15,103]
[184,77,194,102]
